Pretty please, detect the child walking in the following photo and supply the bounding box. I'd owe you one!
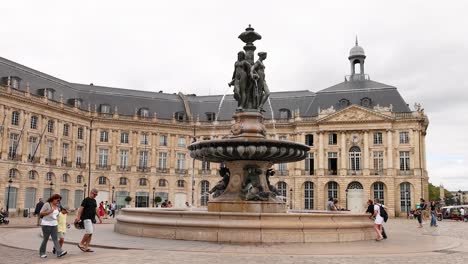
[53,207,69,254]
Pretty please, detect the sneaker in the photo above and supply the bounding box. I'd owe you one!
[57,251,67,258]
[40,255,47,258]
[52,247,56,254]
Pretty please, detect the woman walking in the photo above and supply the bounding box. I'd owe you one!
[39,194,67,258]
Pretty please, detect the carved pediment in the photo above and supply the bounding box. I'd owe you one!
[319,105,392,123]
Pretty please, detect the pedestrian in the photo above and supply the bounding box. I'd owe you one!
[327,197,336,211]
[420,198,428,223]
[373,198,385,241]
[185,202,191,208]
[53,207,69,254]
[33,198,44,226]
[333,199,341,210]
[99,201,105,219]
[460,207,465,222]
[415,206,423,228]
[110,201,116,218]
[365,199,374,219]
[167,201,173,208]
[74,188,102,253]
[430,201,438,227]
[39,194,67,258]
[104,201,109,219]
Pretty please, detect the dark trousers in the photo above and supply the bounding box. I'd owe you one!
[381,226,387,239]
[39,225,63,256]
[111,210,116,218]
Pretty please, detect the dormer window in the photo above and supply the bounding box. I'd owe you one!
[360,97,372,108]
[68,98,83,108]
[175,111,185,121]
[338,99,350,109]
[139,108,149,118]
[38,88,56,100]
[100,104,111,114]
[279,108,291,119]
[1,76,21,89]
[205,112,216,122]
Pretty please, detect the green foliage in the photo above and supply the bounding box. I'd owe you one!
[428,183,440,201]
[154,196,162,203]
[124,196,132,202]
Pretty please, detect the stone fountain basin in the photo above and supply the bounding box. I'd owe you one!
[115,208,375,243]
[188,138,310,163]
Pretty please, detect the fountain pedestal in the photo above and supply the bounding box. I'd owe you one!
[208,160,287,213]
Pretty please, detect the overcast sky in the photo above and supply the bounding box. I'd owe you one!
[2,0,467,191]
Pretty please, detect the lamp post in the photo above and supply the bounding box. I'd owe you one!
[111,185,115,202]
[345,189,348,210]
[6,177,13,213]
[152,187,156,207]
[191,134,196,207]
[405,191,409,218]
[458,190,462,205]
[49,182,54,197]
[83,183,87,197]
[289,188,293,209]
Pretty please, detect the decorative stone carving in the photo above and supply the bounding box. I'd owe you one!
[320,105,336,115]
[240,165,269,201]
[209,167,231,198]
[373,104,393,112]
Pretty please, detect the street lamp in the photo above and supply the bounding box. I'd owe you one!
[152,187,156,207]
[6,177,13,213]
[83,183,87,197]
[49,182,54,197]
[345,189,348,210]
[458,190,462,205]
[289,188,293,209]
[191,135,196,206]
[111,186,115,202]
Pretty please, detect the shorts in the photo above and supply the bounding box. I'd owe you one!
[58,232,65,239]
[83,219,94,234]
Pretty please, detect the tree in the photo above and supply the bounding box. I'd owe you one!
[154,196,162,204]
[428,183,440,201]
[124,196,132,203]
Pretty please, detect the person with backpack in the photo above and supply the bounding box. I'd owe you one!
[373,198,387,241]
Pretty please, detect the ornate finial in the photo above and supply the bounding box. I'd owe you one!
[355,35,358,46]
[248,24,251,28]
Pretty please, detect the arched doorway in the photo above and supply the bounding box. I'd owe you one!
[347,181,364,212]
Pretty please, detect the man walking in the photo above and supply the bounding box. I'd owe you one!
[33,198,44,226]
[74,188,102,252]
[460,207,465,222]
[110,201,116,218]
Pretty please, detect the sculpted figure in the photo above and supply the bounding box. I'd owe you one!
[265,168,281,196]
[209,167,230,198]
[251,52,270,111]
[241,166,269,201]
[228,51,251,110]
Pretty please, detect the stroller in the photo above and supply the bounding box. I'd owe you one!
[0,209,9,225]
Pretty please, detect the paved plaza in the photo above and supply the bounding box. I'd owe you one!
[0,216,467,264]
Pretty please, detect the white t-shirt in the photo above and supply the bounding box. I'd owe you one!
[461,208,465,216]
[374,204,384,225]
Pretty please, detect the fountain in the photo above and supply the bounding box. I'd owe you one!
[115,26,375,243]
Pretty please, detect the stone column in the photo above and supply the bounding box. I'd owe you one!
[340,132,346,176]
[151,133,157,172]
[363,131,369,175]
[20,111,29,162]
[111,130,118,169]
[386,130,393,175]
[131,131,138,171]
[413,129,420,176]
[317,132,324,176]
[0,106,9,159]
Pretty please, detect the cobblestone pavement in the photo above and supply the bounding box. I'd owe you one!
[1,217,467,264]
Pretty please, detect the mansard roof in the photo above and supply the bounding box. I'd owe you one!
[0,56,411,120]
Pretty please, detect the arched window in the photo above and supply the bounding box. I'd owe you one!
[11,111,20,126]
[373,182,385,205]
[327,181,338,199]
[158,179,167,187]
[139,178,147,186]
[25,187,36,208]
[46,172,54,182]
[277,181,287,202]
[304,181,314,210]
[177,180,185,188]
[76,175,83,184]
[278,108,291,119]
[360,97,372,108]
[28,170,37,180]
[347,181,363,190]
[98,176,107,185]
[349,146,362,172]
[338,99,350,109]
[400,182,411,213]
[200,180,210,206]
[119,177,128,185]
[8,168,18,179]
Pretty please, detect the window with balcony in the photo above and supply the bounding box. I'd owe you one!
[178,137,186,147]
[28,137,38,161]
[139,151,149,170]
[278,163,287,175]
[62,143,70,165]
[30,115,38,129]
[77,127,84,140]
[327,152,338,175]
[202,160,210,173]
[305,134,314,146]
[47,120,54,133]
[373,151,384,174]
[176,153,186,170]
[8,133,19,159]
[46,140,54,162]
[159,135,168,146]
[328,133,337,145]
[399,151,410,171]
[98,149,109,168]
[11,111,20,126]
[76,146,83,166]
[140,133,149,145]
[121,132,129,144]
[399,131,409,144]
[100,130,109,142]
[119,150,129,169]
[305,152,314,175]
[158,152,168,170]
[373,132,383,145]
[63,124,70,137]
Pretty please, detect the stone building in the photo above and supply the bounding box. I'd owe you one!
[0,42,429,217]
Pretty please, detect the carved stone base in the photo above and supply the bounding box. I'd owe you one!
[230,111,266,138]
[208,200,286,213]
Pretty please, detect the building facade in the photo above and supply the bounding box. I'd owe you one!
[0,42,429,216]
